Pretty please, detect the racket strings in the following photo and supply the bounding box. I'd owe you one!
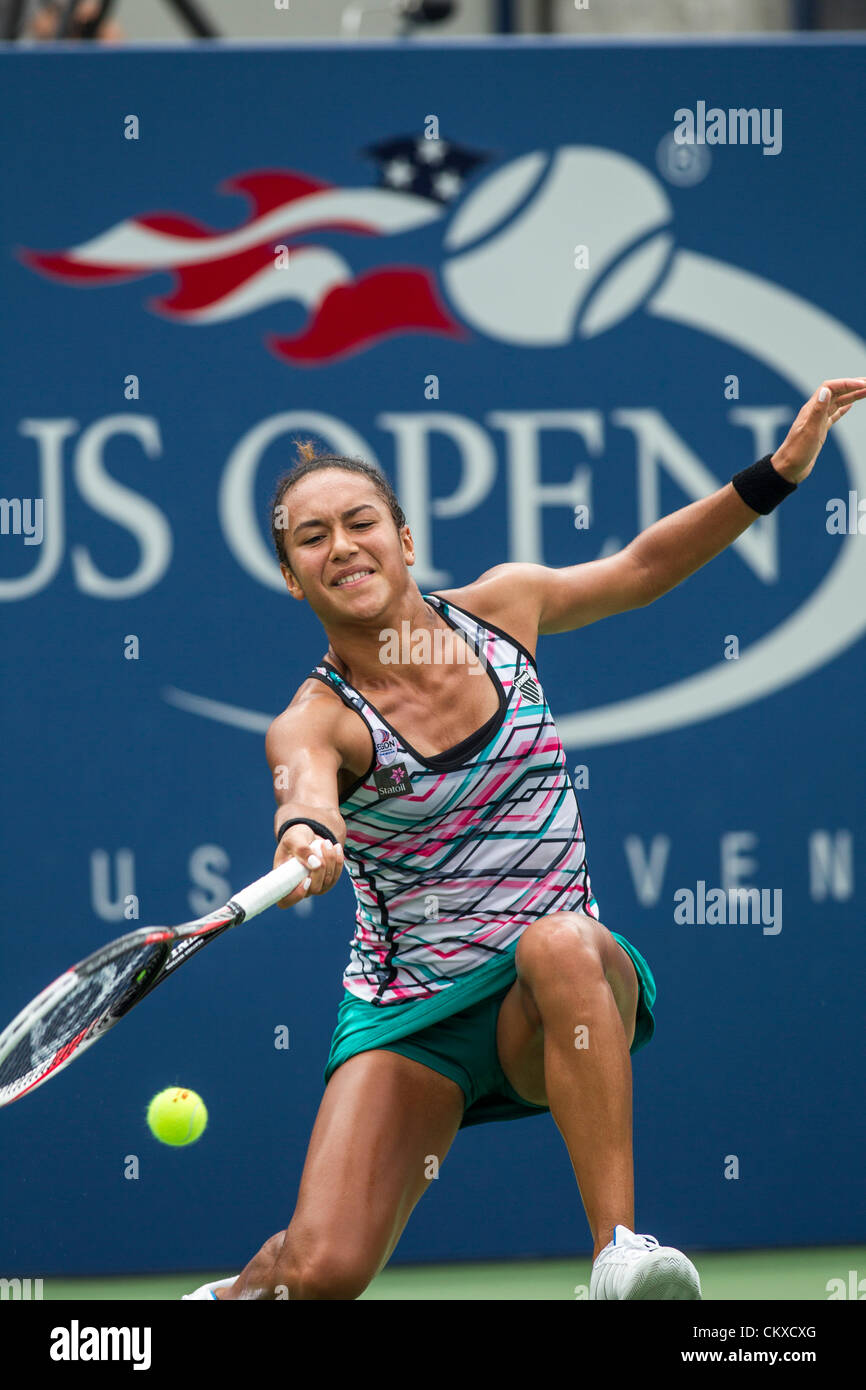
[0,942,163,1103]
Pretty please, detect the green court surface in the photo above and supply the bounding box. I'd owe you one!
[35,1246,866,1301]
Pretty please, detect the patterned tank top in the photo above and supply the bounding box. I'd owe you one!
[308,592,598,1006]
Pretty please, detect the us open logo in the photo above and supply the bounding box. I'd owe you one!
[12,142,866,748]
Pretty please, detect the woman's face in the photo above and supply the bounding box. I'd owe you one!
[279,469,413,616]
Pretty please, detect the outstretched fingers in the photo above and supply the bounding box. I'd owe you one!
[822,380,866,426]
[817,378,866,408]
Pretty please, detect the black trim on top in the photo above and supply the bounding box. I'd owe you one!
[423,699,502,768]
[305,589,538,794]
[306,668,377,805]
[372,880,397,1003]
[316,598,510,774]
[425,591,539,674]
[562,759,593,917]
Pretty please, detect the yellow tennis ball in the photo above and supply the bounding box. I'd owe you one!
[146,1087,207,1146]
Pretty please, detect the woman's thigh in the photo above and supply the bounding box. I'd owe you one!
[495,914,640,1108]
[278,1047,466,1296]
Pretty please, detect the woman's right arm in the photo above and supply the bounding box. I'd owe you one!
[265,697,348,909]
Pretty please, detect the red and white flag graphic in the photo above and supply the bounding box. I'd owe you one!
[20,167,467,365]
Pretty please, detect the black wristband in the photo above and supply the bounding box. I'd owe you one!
[276,817,338,847]
[731,454,797,515]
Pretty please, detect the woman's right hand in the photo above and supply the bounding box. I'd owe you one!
[274,829,344,908]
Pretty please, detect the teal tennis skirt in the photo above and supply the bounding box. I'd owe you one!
[324,931,656,1129]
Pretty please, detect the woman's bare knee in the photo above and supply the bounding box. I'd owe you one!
[235,1052,465,1300]
[273,1240,374,1301]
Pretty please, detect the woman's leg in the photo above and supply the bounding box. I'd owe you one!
[496,912,640,1260]
[221,1048,466,1300]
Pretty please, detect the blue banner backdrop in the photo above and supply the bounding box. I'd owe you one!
[1,37,864,1278]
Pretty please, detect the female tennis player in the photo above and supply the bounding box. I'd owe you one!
[186,377,865,1301]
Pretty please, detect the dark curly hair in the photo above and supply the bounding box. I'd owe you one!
[270,441,407,572]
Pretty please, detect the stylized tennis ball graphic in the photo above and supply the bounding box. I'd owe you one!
[441,147,674,344]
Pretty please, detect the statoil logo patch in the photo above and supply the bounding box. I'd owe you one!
[373,763,414,799]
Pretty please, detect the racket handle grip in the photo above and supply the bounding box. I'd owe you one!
[230,858,308,920]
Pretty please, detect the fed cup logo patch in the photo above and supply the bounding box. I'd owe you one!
[373,730,413,798]
[374,728,401,766]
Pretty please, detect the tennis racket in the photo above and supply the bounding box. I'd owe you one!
[0,856,307,1107]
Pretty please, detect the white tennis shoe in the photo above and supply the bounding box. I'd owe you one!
[590,1224,702,1300]
[181,1275,238,1300]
